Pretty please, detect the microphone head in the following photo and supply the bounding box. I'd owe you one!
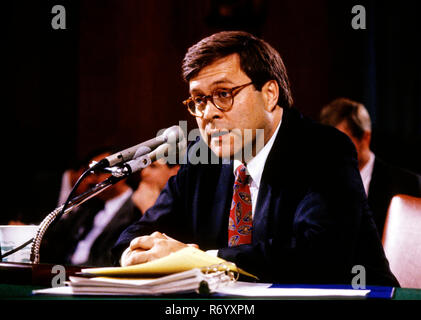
[102,125,186,169]
[163,125,184,144]
[133,126,184,160]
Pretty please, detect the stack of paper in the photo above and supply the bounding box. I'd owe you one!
[33,247,252,296]
[33,268,231,296]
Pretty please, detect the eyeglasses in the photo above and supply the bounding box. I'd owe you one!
[183,82,253,118]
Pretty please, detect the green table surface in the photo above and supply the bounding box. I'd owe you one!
[1,262,420,301]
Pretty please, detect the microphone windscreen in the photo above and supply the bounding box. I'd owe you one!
[163,125,184,144]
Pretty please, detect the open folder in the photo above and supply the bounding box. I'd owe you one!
[80,246,256,278]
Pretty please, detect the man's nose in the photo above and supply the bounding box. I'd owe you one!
[202,100,223,120]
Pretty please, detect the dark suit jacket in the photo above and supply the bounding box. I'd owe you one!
[41,196,141,267]
[113,108,399,286]
[368,157,421,236]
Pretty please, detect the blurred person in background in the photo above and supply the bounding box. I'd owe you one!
[131,159,180,214]
[320,97,421,236]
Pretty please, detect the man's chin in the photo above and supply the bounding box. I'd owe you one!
[209,145,243,162]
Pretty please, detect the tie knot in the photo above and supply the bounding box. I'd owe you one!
[234,164,249,185]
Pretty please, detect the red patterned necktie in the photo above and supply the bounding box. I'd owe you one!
[228,164,252,247]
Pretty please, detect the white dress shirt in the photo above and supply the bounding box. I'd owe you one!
[233,118,282,217]
[71,189,133,265]
[360,151,375,195]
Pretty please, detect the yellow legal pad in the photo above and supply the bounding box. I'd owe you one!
[82,247,257,279]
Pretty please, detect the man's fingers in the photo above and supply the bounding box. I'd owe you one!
[150,231,167,239]
[125,249,152,266]
[123,236,198,267]
[130,236,158,250]
[129,232,169,250]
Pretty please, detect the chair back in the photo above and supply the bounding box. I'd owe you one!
[382,194,421,288]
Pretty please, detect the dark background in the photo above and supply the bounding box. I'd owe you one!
[5,0,420,224]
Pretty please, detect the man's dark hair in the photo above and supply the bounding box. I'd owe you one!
[182,31,293,108]
[320,97,372,140]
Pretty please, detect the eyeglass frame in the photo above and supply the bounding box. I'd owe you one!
[182,82,254,118]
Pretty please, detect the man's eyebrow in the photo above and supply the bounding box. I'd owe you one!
[190,79,235,95]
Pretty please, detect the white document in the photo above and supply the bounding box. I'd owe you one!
[215,281,370,298]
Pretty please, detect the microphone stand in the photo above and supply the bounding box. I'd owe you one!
[29,170,129,264]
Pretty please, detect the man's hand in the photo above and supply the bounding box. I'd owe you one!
[121,231,198,267]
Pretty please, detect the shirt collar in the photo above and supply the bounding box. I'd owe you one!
[234,118,282,188]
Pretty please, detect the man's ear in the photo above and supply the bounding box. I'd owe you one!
[261,80,279,112]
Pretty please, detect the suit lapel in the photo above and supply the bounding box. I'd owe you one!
[213,163,235,245]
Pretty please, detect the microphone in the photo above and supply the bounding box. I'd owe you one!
[115,129,186,175]
[94,126,184,168]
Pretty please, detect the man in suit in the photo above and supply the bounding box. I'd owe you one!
[320,98,421,236]
[112,31,399,286]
